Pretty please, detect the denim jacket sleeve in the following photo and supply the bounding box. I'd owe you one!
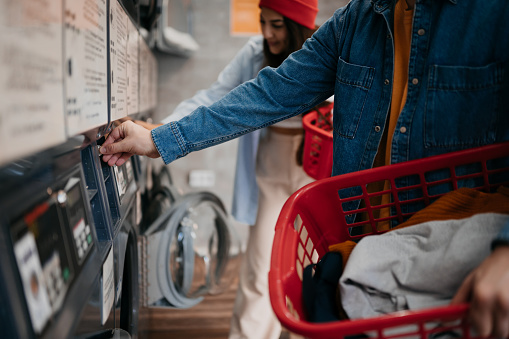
[152,8,345,164]
[160,36,264,124]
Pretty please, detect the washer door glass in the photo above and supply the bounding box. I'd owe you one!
[168,197,241,300]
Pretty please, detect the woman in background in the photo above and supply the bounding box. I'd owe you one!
[138,1,319,338]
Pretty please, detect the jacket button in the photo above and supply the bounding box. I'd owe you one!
[418,28,426,36]
[384,79,390,85]
[412,78,419,85]
[400,126,407,133]
[375,126,381,132]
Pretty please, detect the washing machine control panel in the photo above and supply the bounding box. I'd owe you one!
[58,177,94,264]
[11,196,70,334]
[9,174,95,336]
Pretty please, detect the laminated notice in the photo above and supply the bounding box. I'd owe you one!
[102,247,114,325]
[109,0,129,121]
[0,0,66,165]
[149,50,158,110]
[64,0,108,136]
[126,19,139,115]
[139,33,158,113]
[14,233,52,334]
[139,38,150,114]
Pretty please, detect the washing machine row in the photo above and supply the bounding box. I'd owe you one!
[0,132,242,338]
[0,0,242,335]
[0,134,141,339]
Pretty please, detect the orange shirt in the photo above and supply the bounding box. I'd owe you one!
[331,187,509,269]
[385,0,414,166]
[365,0,414,229]
[373,0,413,169]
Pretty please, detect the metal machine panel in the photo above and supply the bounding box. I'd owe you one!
[81,142,114,242]
[72,248,116,338]
[81,138,137,239]
[114,206,139,335]
[81,139,138,300]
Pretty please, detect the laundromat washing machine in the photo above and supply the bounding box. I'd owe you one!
[137,160,242,312]
[0,140,107,339]
[0,0,241,337]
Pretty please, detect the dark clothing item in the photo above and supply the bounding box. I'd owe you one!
[302,251,342,323]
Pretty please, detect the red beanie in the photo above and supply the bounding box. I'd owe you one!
[259,0,318,30]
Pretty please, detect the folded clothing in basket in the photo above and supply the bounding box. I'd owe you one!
[340,212,509,318]
[301,187,509,323]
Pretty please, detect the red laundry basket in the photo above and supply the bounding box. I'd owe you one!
[302,102,334,180]
[269,141,509,339]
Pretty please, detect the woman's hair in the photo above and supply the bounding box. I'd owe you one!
[262,17,318,68]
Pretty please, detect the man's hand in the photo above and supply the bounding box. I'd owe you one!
[451,245,509,338]
[100,120,160,166]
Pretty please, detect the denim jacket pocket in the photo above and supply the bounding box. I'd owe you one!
[425,62,504,148]
[334,57,375,139]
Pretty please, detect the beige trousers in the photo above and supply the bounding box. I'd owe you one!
[229,129,314,339]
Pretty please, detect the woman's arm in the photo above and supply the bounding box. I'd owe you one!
[162,36,265,123]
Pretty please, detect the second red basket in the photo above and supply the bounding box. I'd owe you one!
[302,102,334,180]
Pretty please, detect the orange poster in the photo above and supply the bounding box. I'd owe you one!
[230,0,261,35]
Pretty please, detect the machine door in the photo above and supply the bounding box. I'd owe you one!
[140,175,241,309]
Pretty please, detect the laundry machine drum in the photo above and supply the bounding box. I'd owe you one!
[144,191,241,309]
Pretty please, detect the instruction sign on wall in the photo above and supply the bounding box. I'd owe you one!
[126,19,139,116]
[109,0,129,121]
[0,0,66,166]
[64,0,108,136]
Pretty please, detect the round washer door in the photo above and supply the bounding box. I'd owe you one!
[146,191,241,308]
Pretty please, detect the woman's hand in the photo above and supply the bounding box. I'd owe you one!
[134,119,163,130]
[451,245,509,338]
[100,120,160,166]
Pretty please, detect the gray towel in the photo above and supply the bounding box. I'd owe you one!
[340,213,509,319]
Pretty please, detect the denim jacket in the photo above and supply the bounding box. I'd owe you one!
[153,0,509,239]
